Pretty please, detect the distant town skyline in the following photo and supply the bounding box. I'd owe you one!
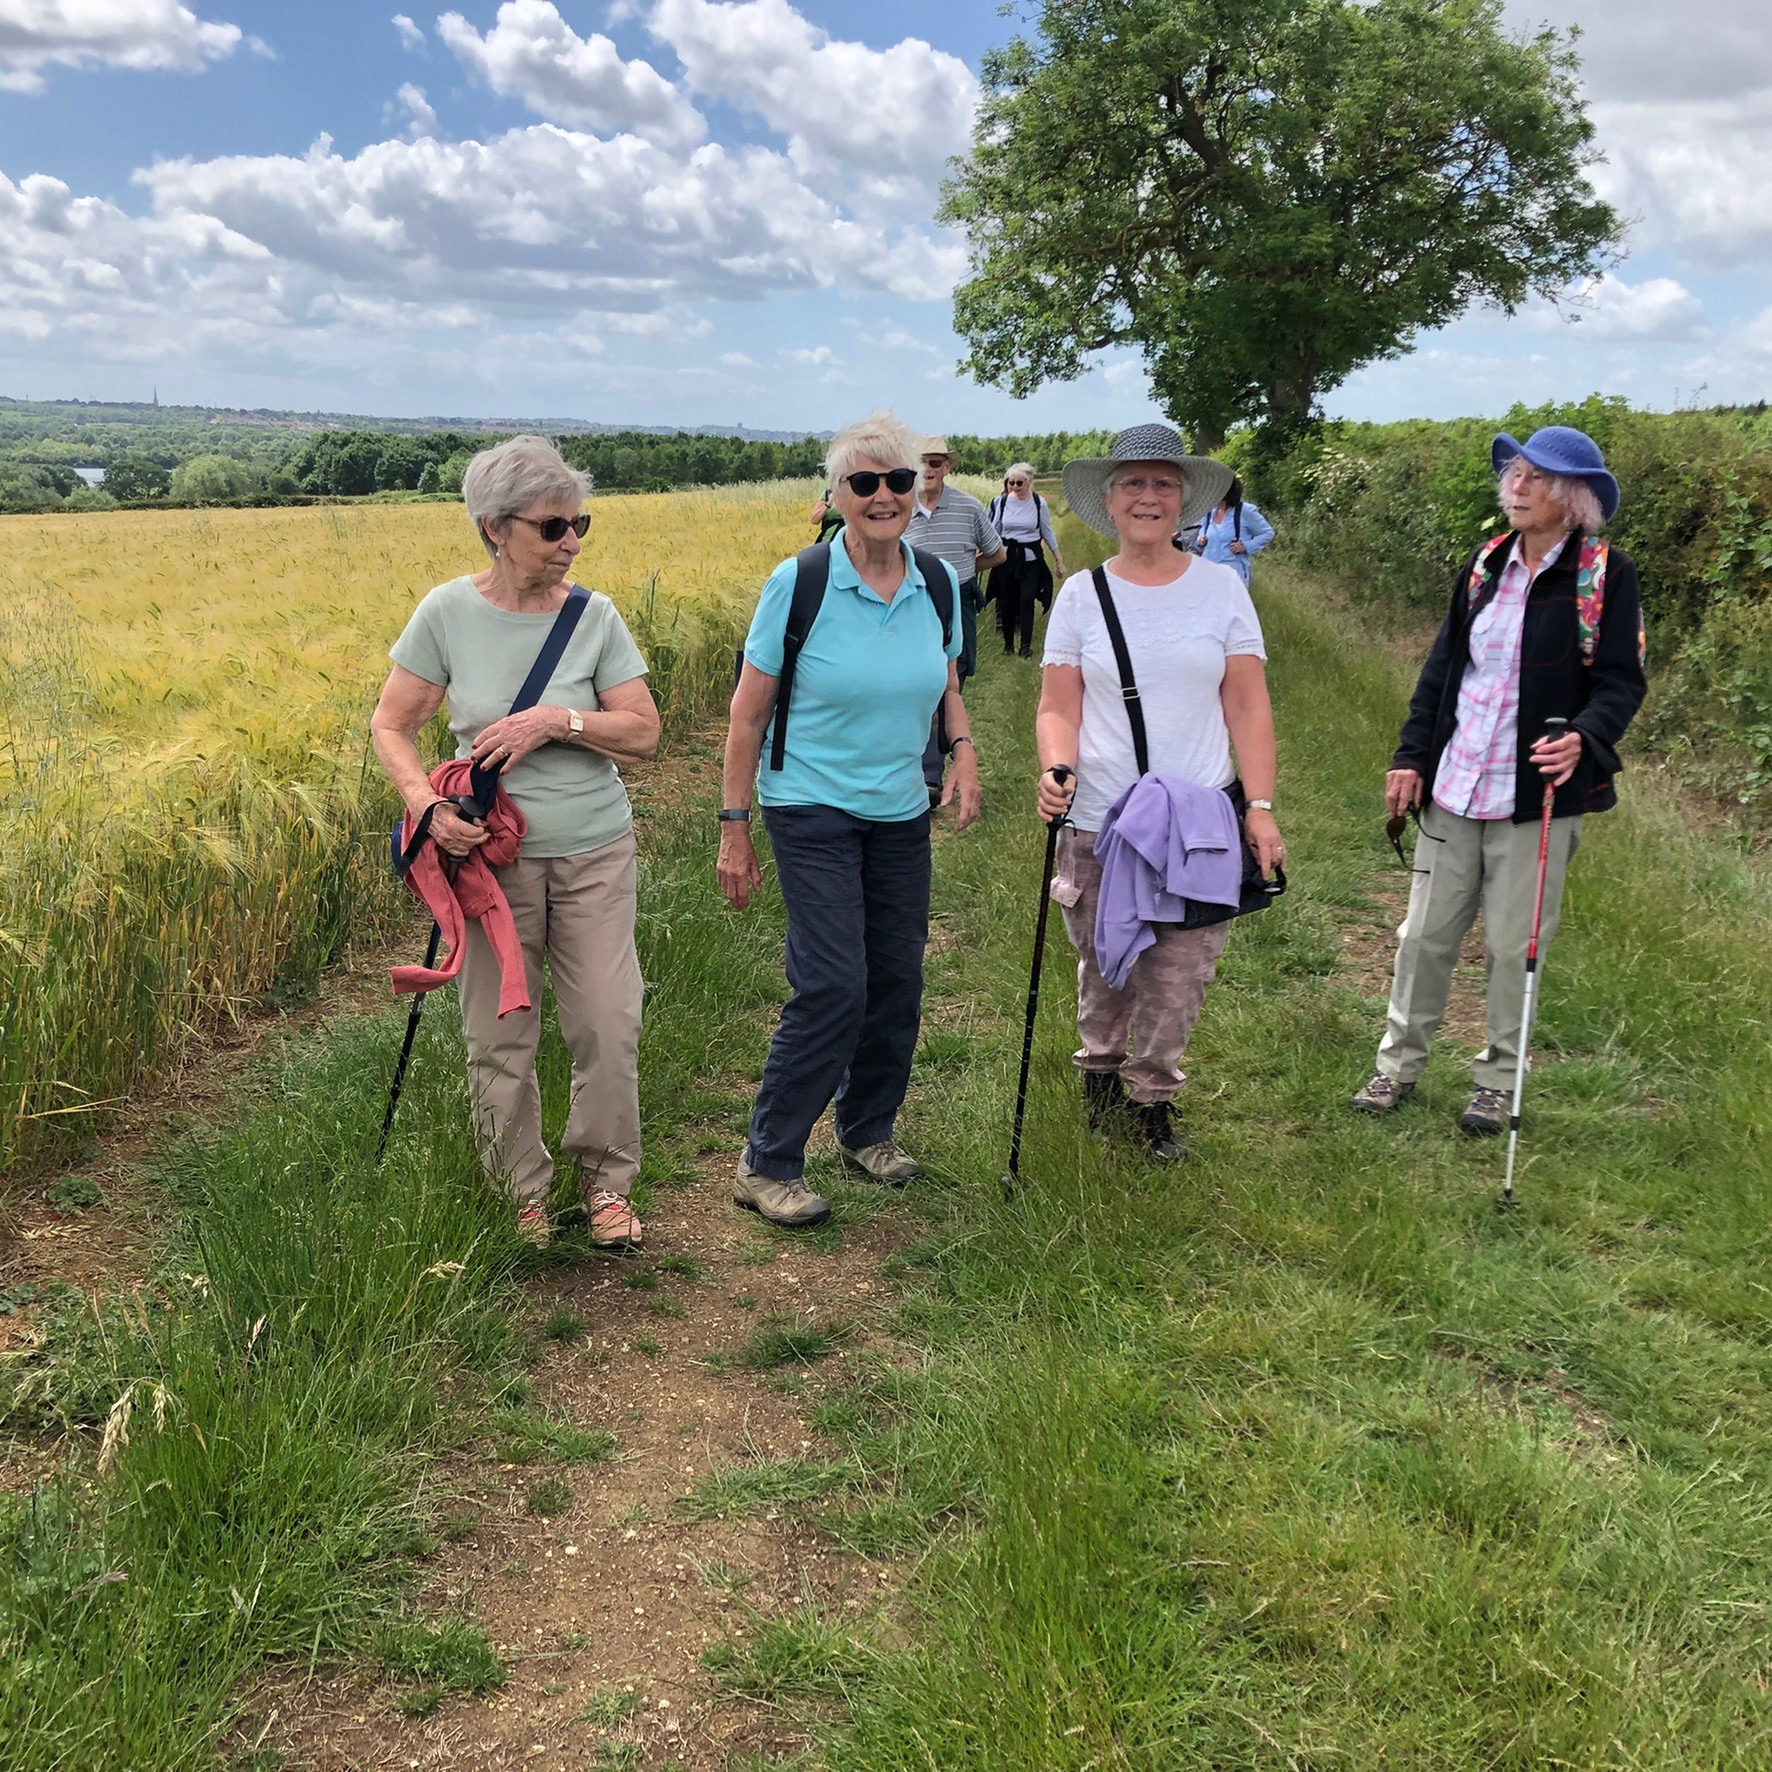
[1,0,1765,431]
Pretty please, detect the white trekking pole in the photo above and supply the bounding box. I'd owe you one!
[1502,716,1567,1208]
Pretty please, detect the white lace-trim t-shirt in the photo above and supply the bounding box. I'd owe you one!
[1042,558,1267,832]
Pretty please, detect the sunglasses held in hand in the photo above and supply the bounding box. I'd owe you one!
[511,513,592,543]
[842,468,919,496]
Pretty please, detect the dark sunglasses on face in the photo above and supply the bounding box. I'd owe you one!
[511,513,591,543]
[843,468,918,496]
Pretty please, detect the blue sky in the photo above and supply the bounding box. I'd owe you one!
[1,0,1766,433]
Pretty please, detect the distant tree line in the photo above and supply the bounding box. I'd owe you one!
[0,420,1134,512]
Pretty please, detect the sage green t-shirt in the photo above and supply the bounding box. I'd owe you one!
[390,577,649,859]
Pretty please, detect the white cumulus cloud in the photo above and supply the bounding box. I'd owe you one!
[438,0,704,149]
[0,0,244,91]
[1533,276,1709,343]
[387,81,439,139]
[1588,98,1772,270]
[132,123,963,309]
[649,0,976,200]
[392,12,425,50]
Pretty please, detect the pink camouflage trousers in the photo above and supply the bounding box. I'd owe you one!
[1051,827,1229,1104]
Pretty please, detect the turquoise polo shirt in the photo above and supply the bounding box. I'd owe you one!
[744,533,962,821]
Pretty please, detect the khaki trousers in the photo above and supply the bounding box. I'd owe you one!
[1376,803,1581,1092]
[458,834,643,1207]
[1053,828,1229,1105]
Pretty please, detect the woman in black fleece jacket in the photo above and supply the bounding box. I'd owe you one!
[1350,426,1647,1136]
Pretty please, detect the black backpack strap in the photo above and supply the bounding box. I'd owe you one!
[1091,566,1148,777]
[911,547,955,649]
[1234,501,1242,543]
[768,544,832,771]
[466,584,590,814]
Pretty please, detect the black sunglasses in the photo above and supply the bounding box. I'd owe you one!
[842,468,918,496]
[511,513,591,543]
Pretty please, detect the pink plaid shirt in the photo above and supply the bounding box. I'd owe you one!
[1434,534,1568,820]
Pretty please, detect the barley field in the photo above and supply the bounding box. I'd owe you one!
[0,485,815,1171]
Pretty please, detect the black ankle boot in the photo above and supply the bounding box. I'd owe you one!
[1082,1070,1126,1133]
[1132,1099,1186,1162]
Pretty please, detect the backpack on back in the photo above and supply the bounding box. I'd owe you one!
[1465,532,1645,666]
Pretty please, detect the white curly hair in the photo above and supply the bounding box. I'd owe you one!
[1499,455,1607,535]
[824,411,922,488]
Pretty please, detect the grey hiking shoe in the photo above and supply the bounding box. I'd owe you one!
[1460,1086,1510,1137]
[1350,1072,1415,1116]
[835,1139,921,1188]
[733,1157,831,1228]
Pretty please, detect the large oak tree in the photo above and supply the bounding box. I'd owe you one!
[942,0,1621,445]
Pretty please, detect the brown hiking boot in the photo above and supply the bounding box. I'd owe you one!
[1350,1072,1415,1116]
[1460,1086,1510,1137]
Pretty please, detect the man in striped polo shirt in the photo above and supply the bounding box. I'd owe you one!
[909,437,1005,799]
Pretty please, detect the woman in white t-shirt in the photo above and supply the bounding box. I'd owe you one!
[1035,423,1284,1160]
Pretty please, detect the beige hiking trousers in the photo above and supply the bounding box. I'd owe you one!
[1052,828,1230,1105]
[458,834,643,1208]
[1376,802,1582,1092]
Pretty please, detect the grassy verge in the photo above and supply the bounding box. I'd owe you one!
[0,778,791,1767]
[742,548,1772,1766]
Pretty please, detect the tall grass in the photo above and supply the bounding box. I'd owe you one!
[0,779,794,1765]
[720,544,1772,1767]
[0,488,803,1171]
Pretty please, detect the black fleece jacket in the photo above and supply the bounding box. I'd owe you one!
[1394,533,1648,822]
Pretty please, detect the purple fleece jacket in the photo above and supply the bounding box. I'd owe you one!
[1092,775,1243,988]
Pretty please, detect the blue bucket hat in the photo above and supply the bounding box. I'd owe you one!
[1491,425,1619,522]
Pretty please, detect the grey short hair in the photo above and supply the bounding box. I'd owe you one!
[1497,457,1606,535]
[824,411,922,488]
[1005,461,1037,483]
[462,434,592,557]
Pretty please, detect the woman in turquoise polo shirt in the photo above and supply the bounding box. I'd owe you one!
[717,412,983,1227]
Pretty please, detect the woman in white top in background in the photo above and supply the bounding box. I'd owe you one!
[1035,424,1283,1162]
[987,462,1067,658]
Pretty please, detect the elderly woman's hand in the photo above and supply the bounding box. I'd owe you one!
[429,801,490,858]
[941,747,983,831]
[1035,765,1075,824]
[1244,808,1285,876]
[471,705,571,773]
[717,823,764,910]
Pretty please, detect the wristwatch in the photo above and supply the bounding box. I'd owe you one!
[1246,798,1274,812]
[718,808,751,823]
[565,708,584,736]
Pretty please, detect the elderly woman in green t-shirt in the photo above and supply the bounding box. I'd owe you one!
[371,434,659,1250]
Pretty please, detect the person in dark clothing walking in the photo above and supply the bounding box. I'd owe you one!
[987,462,1066,657]
[1350,426,1647,1134]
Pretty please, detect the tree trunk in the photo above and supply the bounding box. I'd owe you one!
[1190,425,1226,453]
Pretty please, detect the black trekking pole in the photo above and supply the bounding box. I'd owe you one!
[1001,766,1072,1199]
[376,793,485,1165]
[376,918,443,1164]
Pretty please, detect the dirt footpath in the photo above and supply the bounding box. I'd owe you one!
[267,1140,911,1772]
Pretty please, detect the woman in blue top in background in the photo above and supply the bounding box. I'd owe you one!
[1192,477,1275,585]
[717,412,982,1228]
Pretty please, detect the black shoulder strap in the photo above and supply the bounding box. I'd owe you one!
[1091,566,1148,778]
[1233,501,1242,543]
[467,584,589,813]
[911,547,955,648]
[768,544,832,772]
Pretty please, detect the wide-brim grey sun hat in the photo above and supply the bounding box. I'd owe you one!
[1062,423,1237,539]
